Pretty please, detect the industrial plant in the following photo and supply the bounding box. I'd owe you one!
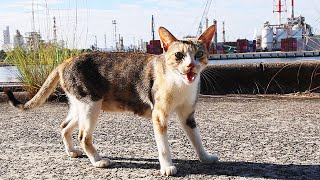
[214,0,320,56]
[259,0,319,52]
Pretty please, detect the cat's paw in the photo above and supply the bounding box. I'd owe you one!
[93,159,112,168]
[199,154,219,164]
[160,166,177,176]
[68,150,83,158]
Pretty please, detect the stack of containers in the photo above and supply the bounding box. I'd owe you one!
[281,38,297,52]
[248,40,257,52]
[237,39,249,53]
[147,40,163,54]
[215,42,224,54]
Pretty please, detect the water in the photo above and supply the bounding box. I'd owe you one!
[0,66,20,82]
[1,56,320,82]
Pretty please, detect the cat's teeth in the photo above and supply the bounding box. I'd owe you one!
[186,72,196,82]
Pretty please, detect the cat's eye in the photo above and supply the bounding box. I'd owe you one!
[195,51,204,58]
[175,52,184,60]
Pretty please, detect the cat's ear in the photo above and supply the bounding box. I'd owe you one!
[159,27,178,51]
[198,25,216,51]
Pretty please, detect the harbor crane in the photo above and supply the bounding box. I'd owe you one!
[197,0,212,36]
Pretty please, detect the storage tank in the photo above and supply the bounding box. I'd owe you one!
[291,25,303,40]
[275,28,288,50]
[261,26,273,51]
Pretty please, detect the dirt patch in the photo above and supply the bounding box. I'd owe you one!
[0,95,319,179]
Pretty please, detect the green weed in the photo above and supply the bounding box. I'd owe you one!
[5,44,83,95]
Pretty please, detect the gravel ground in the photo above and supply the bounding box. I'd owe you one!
[0,94,319,179]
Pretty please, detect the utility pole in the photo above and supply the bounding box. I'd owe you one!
[104,33,107,49]
[31,0,36,31]
[94,35,97,49]
[112,20,117,50]
[53,16,57,44]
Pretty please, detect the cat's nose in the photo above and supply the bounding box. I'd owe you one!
[187,63,195,69]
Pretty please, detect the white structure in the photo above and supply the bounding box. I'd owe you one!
[275,28,288,49]
[291,25,303,39]
[261,24,274,51]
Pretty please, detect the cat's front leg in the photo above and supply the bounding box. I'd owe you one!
[176,107,219,164]
[152,108,177,176]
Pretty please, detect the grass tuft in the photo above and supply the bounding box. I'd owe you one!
[5,44,83,95]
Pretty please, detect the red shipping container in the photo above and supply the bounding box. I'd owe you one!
[281,38,297,52]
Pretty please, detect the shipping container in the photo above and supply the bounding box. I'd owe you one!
[149,40,161,47]
[247,40,257,52]
[237,39,249,53]
[281,38,297,52]
[147,40,163,54]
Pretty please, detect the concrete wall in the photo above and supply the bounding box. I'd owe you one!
[200,61,320,95]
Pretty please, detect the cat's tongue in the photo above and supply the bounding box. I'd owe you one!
[187,71,195,81]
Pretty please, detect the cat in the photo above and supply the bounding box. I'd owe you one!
[5,25,217,176]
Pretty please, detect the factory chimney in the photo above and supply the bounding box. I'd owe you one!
[213,19,217,45]
[151,15,155,41]
[222,21,225,42]
[291,0,295,20]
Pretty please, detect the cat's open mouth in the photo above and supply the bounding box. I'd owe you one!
[186,71,196,81]
[179,71,197,84]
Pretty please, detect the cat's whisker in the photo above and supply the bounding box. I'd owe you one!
[203,71,219,84]
[202,70,219,88]
[201,72,215,92]
[203,68,224,79]
[200,73,211,92]
[201,72,217,92]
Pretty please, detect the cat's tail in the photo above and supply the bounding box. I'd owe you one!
[5,66,60,111]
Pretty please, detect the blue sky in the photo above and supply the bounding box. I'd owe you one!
[1,0,319,49]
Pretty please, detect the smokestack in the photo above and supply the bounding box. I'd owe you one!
[291,0,295,20]
[222,21,226,43]
[151,15,155,41]
[213,19,217,45]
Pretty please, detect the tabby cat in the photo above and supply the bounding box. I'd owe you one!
[6,25,217,176]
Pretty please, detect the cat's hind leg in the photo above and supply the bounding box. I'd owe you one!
[176,106,219,164]
[76,98,111,168]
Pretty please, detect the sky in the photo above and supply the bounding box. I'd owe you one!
[0,0,320,49]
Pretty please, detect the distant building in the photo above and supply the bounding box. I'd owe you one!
[25,31,44,50]
[13,30,25,48]
[3,26,10,45]
[2,26,12,51]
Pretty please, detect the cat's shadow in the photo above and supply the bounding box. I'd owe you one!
[103,156,319,179]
